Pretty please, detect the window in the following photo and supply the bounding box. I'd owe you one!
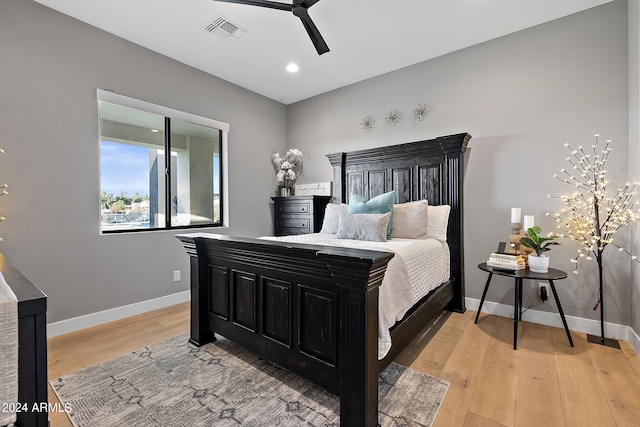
[98,90,228,233]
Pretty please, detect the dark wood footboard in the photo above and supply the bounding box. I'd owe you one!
[178,233,394,427]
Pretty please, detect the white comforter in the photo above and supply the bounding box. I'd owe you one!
[261,233,450,358]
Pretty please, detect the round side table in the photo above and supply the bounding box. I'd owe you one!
[476,263,574,350]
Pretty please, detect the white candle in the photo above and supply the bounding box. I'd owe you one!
[523,215,535,231]
[511,207,521,224]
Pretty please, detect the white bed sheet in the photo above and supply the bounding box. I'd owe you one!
[261,233,450,359]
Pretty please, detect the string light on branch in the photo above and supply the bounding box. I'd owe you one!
[547,134,640,274]
[0,148,5,242]
[548,133,640,346]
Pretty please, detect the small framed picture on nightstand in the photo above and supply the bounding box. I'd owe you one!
[294,182,332,196]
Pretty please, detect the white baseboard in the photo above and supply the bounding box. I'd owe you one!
[45,292,640,357]
[466,297,640,356]
[629,326,640,356]
[47,291,190,338]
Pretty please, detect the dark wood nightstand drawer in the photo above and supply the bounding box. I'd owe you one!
[272,195,331,236]
[276,203,310,214]
[278,218,310,230]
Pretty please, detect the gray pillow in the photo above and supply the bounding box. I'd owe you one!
[320,203,348,234]
[348,191,396,236]
[336,212,391,242]
[426,205,451,242]
[390,200,428,239]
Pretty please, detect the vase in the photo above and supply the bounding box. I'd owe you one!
[527,254,549,273]
[280,187,290,197]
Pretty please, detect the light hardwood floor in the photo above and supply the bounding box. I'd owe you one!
[47,303,640,426]
[47,302,191,427]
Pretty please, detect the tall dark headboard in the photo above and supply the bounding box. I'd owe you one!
[326,133,471,312]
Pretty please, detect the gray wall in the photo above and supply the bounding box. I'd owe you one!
[630,0,640,338]
[288,1,632,325]
[0,0,287,323]
[1,0,637,332]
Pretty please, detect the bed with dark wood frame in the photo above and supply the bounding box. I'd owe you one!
[177,132,470,427]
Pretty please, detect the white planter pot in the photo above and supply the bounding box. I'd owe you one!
[528,254,550,273]
[280,187,291,197]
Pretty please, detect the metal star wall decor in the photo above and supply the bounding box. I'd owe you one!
[411,103,430,122]
[385,109,401,127]
[360,115,376,132]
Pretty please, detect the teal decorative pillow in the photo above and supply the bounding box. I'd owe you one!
[336,212,391,242]
[348,191,396,235]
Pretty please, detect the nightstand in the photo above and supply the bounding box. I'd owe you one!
[272,195,331,236]
[475,263,574,350]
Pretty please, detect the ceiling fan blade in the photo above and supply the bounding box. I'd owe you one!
[213,0,292,12]
[299,0,321,8]
[216,0,329,55]
[294,9,330,55]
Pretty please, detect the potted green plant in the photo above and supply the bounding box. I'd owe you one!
[520,226,560,273]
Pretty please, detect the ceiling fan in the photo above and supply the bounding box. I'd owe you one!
[213,0,330,55]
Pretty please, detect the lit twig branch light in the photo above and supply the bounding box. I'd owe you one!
[546,134,640,346]
[547,135,640,272]
[0,148,5,242]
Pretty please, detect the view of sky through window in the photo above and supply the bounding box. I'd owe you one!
[100,141,150,196]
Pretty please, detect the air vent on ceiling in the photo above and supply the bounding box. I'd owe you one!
[203,15,247,43]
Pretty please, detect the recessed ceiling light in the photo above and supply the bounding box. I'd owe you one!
[286,63,299,73]
[150,129,160,133]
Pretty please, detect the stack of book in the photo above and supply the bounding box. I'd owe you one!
[487,252,525,270]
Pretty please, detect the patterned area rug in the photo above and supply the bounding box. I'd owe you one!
[51,334,449,426]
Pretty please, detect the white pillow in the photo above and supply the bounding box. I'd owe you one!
[426,205,451,242]
[390,200,428,239]
[336,212,390,242]
[320,203,348,234]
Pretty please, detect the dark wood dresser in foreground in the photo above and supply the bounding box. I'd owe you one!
[272,195,331,236]
[0,253,48,427]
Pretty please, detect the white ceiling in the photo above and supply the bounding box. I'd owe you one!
[33,0,613,105]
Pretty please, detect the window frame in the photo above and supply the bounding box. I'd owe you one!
[97,89,229,234]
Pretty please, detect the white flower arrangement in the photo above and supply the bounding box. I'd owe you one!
[271,148,303,189]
